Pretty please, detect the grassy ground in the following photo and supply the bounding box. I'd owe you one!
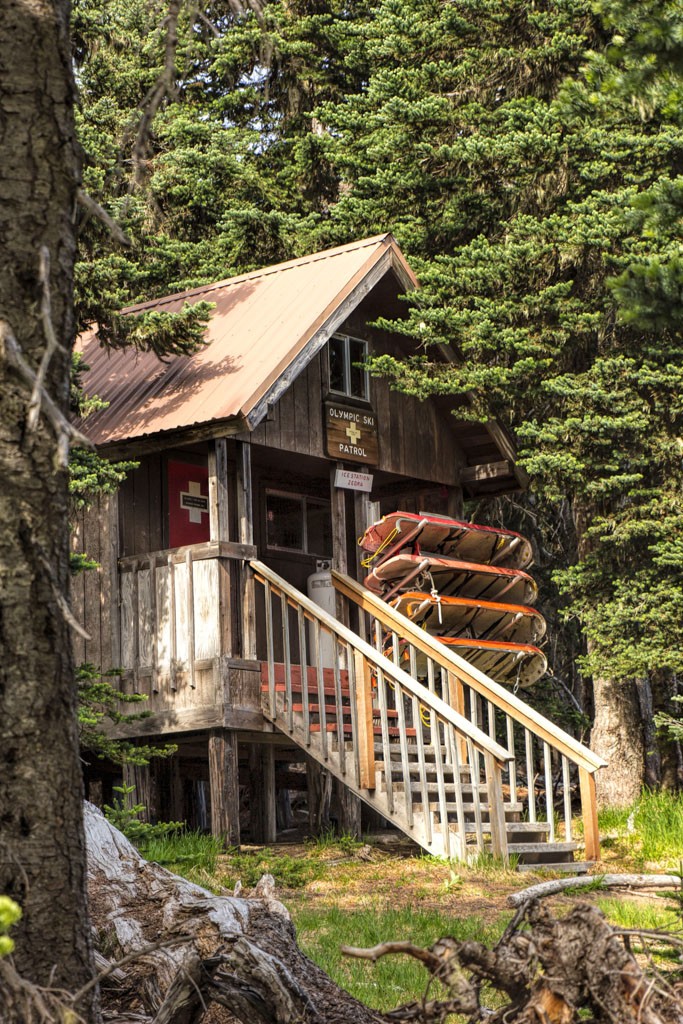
[135,790,683,1016]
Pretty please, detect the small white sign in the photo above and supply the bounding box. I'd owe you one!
[334,468,374,493]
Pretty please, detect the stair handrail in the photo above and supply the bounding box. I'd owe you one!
[332,571,606,862]
[332,571,606,774]
[251,560,512,766]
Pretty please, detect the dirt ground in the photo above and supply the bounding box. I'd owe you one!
[226,833,633,924]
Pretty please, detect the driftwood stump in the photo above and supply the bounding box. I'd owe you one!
[85,803,384,1023]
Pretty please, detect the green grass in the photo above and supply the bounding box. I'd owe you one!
[141,831,224,887]
[142,831,223,870]
[219,848,325,891]
[595,790,683,867]
[291,905,508,1013]
[597,896,680,932]
[633,790,683,863]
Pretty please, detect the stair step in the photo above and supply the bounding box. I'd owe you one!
[310,723,417,738]
[507,842,579,855]
[427,801,524,816]
[516,860,592,874]
[504,821,551,834]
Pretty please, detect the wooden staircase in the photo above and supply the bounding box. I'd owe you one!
[252,561,606,867]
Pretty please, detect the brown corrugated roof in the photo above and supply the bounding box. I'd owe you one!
[75,234,417,447]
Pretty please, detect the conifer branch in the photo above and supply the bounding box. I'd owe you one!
[132,0,182,186]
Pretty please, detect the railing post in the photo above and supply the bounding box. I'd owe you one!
[354,651,375,790]
[579,767,601,862]
[484,752,509,864]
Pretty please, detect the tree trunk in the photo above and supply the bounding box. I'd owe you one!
[0,0,94,1006]
[590,675,644,807]
[572,503,645,808]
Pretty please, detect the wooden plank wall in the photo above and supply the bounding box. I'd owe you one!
[250,317,464,487]
[119,454,164,556]
[71,493,114,673]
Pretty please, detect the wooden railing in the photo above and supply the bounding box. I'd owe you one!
[332,571,606,861]
[252,560,514,861]
[118,541,254,691]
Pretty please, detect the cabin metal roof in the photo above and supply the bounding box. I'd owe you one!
[75,233,417,448]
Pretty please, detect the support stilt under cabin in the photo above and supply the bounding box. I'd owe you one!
[74,235,606,868]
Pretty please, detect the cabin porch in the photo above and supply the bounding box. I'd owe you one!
[81,524,604,867]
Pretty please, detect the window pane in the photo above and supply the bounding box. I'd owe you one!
[329,335,346,392]
[266,494,304,550]
[306,500,332,556]
[349,337,368,399]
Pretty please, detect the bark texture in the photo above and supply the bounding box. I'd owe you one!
[591,675,645,807]
[0,0,92,1001]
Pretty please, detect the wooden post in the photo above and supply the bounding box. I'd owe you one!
[447,671,469,767]
[330,463,349,625]
[307,756,332,834]
[579,767,601,862]
[208,438,230,543]
[249,745,277,844]
[122,761,154,823]
[186,549,196,689]
[209,437,233,660]
[447,486,464,520]
[107,491,121,670]
[354,651,376,790]
[334,781,362,837]
[484,752,509,864]
[169,756,184,823]
[208,729,240,847]
[236,440,256,660]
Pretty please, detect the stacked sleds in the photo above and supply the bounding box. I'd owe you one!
[360,511,547,688]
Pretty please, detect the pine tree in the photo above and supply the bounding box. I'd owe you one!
[317,0,683,803]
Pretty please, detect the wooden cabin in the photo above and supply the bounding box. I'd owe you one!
[73,234,604,865]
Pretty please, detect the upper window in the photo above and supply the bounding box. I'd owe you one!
[328,334,369,401]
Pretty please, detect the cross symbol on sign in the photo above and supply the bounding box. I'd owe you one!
[180,480,209,523]
[345,422,362,445]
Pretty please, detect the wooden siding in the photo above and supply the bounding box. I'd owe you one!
[71,493,115,672]
[251,317,465,486]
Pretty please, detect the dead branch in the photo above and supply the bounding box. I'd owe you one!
[508,874,683,907]
[77,189,132,247]
[344,900,683,1024]
[26,246,67,434]
[342,940,446,974]
[0,318,93,468]
[0,959,87,1024]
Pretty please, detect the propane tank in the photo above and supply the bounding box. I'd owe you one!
[307,560,336,669]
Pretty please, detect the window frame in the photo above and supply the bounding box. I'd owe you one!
[328,333,370,401]
[264,489,332,557]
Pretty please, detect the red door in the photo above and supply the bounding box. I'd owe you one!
[167,460,210,548]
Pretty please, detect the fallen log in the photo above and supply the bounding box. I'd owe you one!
[507,873,683,907]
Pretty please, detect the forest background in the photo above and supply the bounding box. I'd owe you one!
[73,0,683,807]
[2,0,683,1010]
